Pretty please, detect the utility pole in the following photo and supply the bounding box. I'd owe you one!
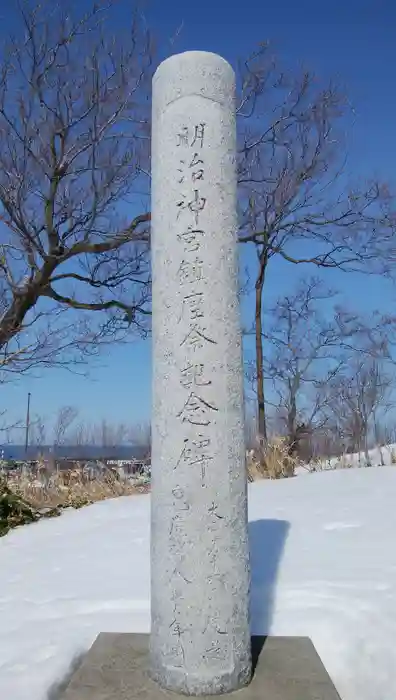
[25,392,31,456]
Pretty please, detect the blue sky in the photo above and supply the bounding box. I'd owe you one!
[1,0,396,435]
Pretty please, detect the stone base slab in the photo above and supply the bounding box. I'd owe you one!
[60,634,341,700]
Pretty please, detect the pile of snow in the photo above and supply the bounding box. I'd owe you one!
[302,443,396,473]
[1,467,396,700]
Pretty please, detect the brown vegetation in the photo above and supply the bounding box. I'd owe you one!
[246,437,298,481]
[3,469,149,514]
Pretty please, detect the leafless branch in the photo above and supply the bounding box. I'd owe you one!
[246,277,393,459]
[0,0,153,378]
[53,405,79,446]
[325,360,394,459]
[236,44,395,437]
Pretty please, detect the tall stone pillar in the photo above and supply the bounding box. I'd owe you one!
[150,51,251,696]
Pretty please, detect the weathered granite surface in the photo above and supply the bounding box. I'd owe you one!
[150,51,251,694]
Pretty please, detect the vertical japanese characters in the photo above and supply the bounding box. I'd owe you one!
[150,52,251,694]
[175,122,217,487]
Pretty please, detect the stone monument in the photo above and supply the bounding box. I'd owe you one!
[150,51,252,695]
[59,50,342,700]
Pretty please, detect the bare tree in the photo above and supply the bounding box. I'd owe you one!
[326,360,393,461]
[52,405,78,446]
[237,45,394,438]
[0,1,152,380]
[30,413,46,448]
[68,420,90,447]
[93,419,129,448]
[129,420,151,457]
[0,413,23,442]
[247,278,351,457]
[68,417,140,449]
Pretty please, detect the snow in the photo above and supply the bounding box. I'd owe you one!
[302,443,396,473]
[1,468,396,700]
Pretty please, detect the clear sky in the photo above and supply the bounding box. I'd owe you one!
[1,0,396,435]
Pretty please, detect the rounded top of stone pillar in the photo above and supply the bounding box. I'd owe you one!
[152,51,235,112]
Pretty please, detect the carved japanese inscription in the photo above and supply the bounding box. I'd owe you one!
[150,52,251,695]
[174,122,217,483]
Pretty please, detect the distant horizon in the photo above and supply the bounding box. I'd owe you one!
[0,444,148,461]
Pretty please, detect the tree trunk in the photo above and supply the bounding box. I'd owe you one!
[255,255,267,441]
[0,258,57,351]
[287,395,297,455]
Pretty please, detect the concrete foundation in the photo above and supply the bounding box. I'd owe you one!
[60,634,341,700]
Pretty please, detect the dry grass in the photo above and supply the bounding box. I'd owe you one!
[4,471,149,511]
[247,436,298,481]
[0,478,60,537]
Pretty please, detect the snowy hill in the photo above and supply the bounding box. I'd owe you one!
[1,467,395,700]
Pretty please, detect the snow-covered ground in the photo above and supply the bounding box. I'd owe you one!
[1,467,396,700]
[302,443,396,472]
